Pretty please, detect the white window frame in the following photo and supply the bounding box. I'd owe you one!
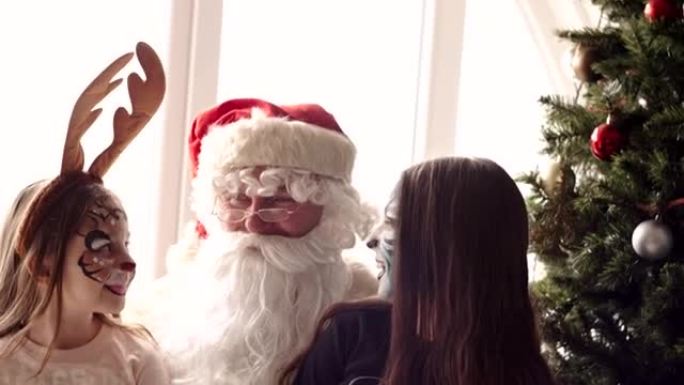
[412,0,466,162]
[153,0,224,276]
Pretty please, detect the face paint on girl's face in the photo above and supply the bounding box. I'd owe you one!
[74,194,135,296]
[377,235,394,299]
[370,198,398,299]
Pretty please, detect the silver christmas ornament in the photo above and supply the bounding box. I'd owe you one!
[631,219,673,260]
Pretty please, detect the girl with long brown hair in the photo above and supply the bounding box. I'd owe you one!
[280,157,555,385]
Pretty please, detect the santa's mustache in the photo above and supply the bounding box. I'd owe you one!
[199,227,343,277]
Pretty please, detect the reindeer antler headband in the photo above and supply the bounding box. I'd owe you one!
[16,42,165,256]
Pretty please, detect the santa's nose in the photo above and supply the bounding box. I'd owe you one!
[244,197,270,234]
[245,216,270,233]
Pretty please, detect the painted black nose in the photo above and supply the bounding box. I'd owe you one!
[366,239,379,249]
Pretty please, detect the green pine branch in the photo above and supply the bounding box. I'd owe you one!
[590,0,652,20]
[558,28,623,48]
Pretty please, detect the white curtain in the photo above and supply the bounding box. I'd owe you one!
[515,0,601,95]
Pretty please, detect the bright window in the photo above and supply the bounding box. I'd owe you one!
[0,1,172,283]
[454,0,554,180]
[217,0,426,210]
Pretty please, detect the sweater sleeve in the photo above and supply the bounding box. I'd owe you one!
[135,348,171,385]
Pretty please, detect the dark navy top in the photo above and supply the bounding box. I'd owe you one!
[293,305,391,385]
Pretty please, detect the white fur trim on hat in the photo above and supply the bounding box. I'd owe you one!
[196,110,356,182]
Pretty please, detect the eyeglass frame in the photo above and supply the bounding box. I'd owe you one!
[211,195,303,223]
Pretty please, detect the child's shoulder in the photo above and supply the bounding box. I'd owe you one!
[106,324,170,383]
[107,324,160,353]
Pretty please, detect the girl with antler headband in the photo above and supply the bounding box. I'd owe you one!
[0,43,169,385]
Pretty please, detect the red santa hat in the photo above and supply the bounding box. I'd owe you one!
[188,98,356,182]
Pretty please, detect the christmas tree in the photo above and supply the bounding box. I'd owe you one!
[520,1,684,384]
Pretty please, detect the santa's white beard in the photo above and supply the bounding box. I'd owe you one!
[168,225,352,385]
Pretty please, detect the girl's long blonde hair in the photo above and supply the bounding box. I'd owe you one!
[0,178,153,373]
[0,181,46,344]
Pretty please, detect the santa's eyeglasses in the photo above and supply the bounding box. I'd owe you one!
[212,197,301,223]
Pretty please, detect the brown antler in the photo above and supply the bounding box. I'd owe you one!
[61,52,134,174]
[88,42,166,177]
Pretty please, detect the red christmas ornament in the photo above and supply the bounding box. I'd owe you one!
[590,122,625,161]
[644,0,683,22]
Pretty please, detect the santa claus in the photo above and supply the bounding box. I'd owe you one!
[145,98,378,384]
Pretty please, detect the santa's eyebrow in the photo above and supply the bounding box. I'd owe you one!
[231,193,250,199]
[271,192,294,199]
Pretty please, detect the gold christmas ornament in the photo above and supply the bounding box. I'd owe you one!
[571,44,602,83]
[541,161,575,196]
